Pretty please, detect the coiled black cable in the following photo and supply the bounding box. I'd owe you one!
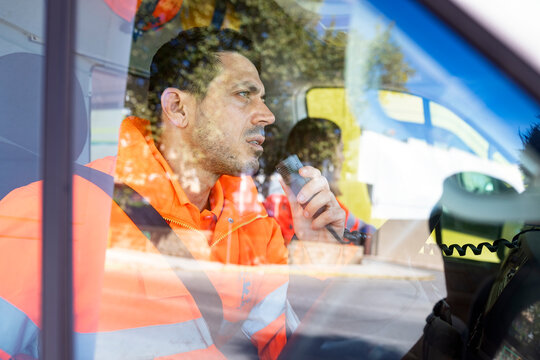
[434,228,540,256]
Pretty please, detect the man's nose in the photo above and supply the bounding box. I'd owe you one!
[252,99,275,126]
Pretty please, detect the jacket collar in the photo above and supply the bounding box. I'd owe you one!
[114,116,267,230]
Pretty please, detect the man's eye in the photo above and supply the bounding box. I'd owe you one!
[237,91,250,98]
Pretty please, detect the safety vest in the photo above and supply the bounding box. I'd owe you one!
[0,117,295,360]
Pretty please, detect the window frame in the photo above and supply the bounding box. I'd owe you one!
[41,0,76,358]
[417,0,540,103]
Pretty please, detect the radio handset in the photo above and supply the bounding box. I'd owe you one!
[275,155,347,243]
[275,155,309,199]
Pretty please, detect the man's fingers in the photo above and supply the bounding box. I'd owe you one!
[296,172,328,205]
[301,189,332,218]
[310,206,346,231]
[298,165,321,178]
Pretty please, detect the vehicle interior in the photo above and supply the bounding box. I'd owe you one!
[1,0,539,359]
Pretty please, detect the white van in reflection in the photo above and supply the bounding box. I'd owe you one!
[296,86,524,224]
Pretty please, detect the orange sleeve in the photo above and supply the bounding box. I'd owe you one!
[266,218,289,265]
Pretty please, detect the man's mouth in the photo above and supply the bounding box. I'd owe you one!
[246,135,265,148]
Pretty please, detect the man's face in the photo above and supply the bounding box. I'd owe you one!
[188,52,275,176]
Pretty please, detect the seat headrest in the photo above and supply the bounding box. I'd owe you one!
[0,52,88,158]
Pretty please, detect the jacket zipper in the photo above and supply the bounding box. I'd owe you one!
[163,214,268,248]
[211,214,267,248]
[162,216,203,234]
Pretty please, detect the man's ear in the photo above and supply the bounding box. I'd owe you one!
[161,88,191,128]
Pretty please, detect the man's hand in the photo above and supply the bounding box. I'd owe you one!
[280,166,345,242]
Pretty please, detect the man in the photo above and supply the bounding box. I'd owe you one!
[0,27,344,359]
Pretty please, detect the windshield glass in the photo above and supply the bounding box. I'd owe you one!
[1,0,539,359]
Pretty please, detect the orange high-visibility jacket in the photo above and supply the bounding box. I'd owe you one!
[0,117,295,360]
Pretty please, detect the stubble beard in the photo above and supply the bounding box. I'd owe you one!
[191,103,265,176]
[193,125,261,177]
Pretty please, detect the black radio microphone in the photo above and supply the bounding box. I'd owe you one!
[276,155,342,242]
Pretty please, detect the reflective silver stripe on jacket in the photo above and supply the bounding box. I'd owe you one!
[241,282,288,338]
[0,297,40,358]
[75,317,214,360]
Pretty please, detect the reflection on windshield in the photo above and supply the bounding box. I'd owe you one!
[0,0,540,359]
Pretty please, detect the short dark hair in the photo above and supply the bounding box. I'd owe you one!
[520,122,540,155]
[147,27,260,127]
[520,122,540,184]
[285,117,342,170]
